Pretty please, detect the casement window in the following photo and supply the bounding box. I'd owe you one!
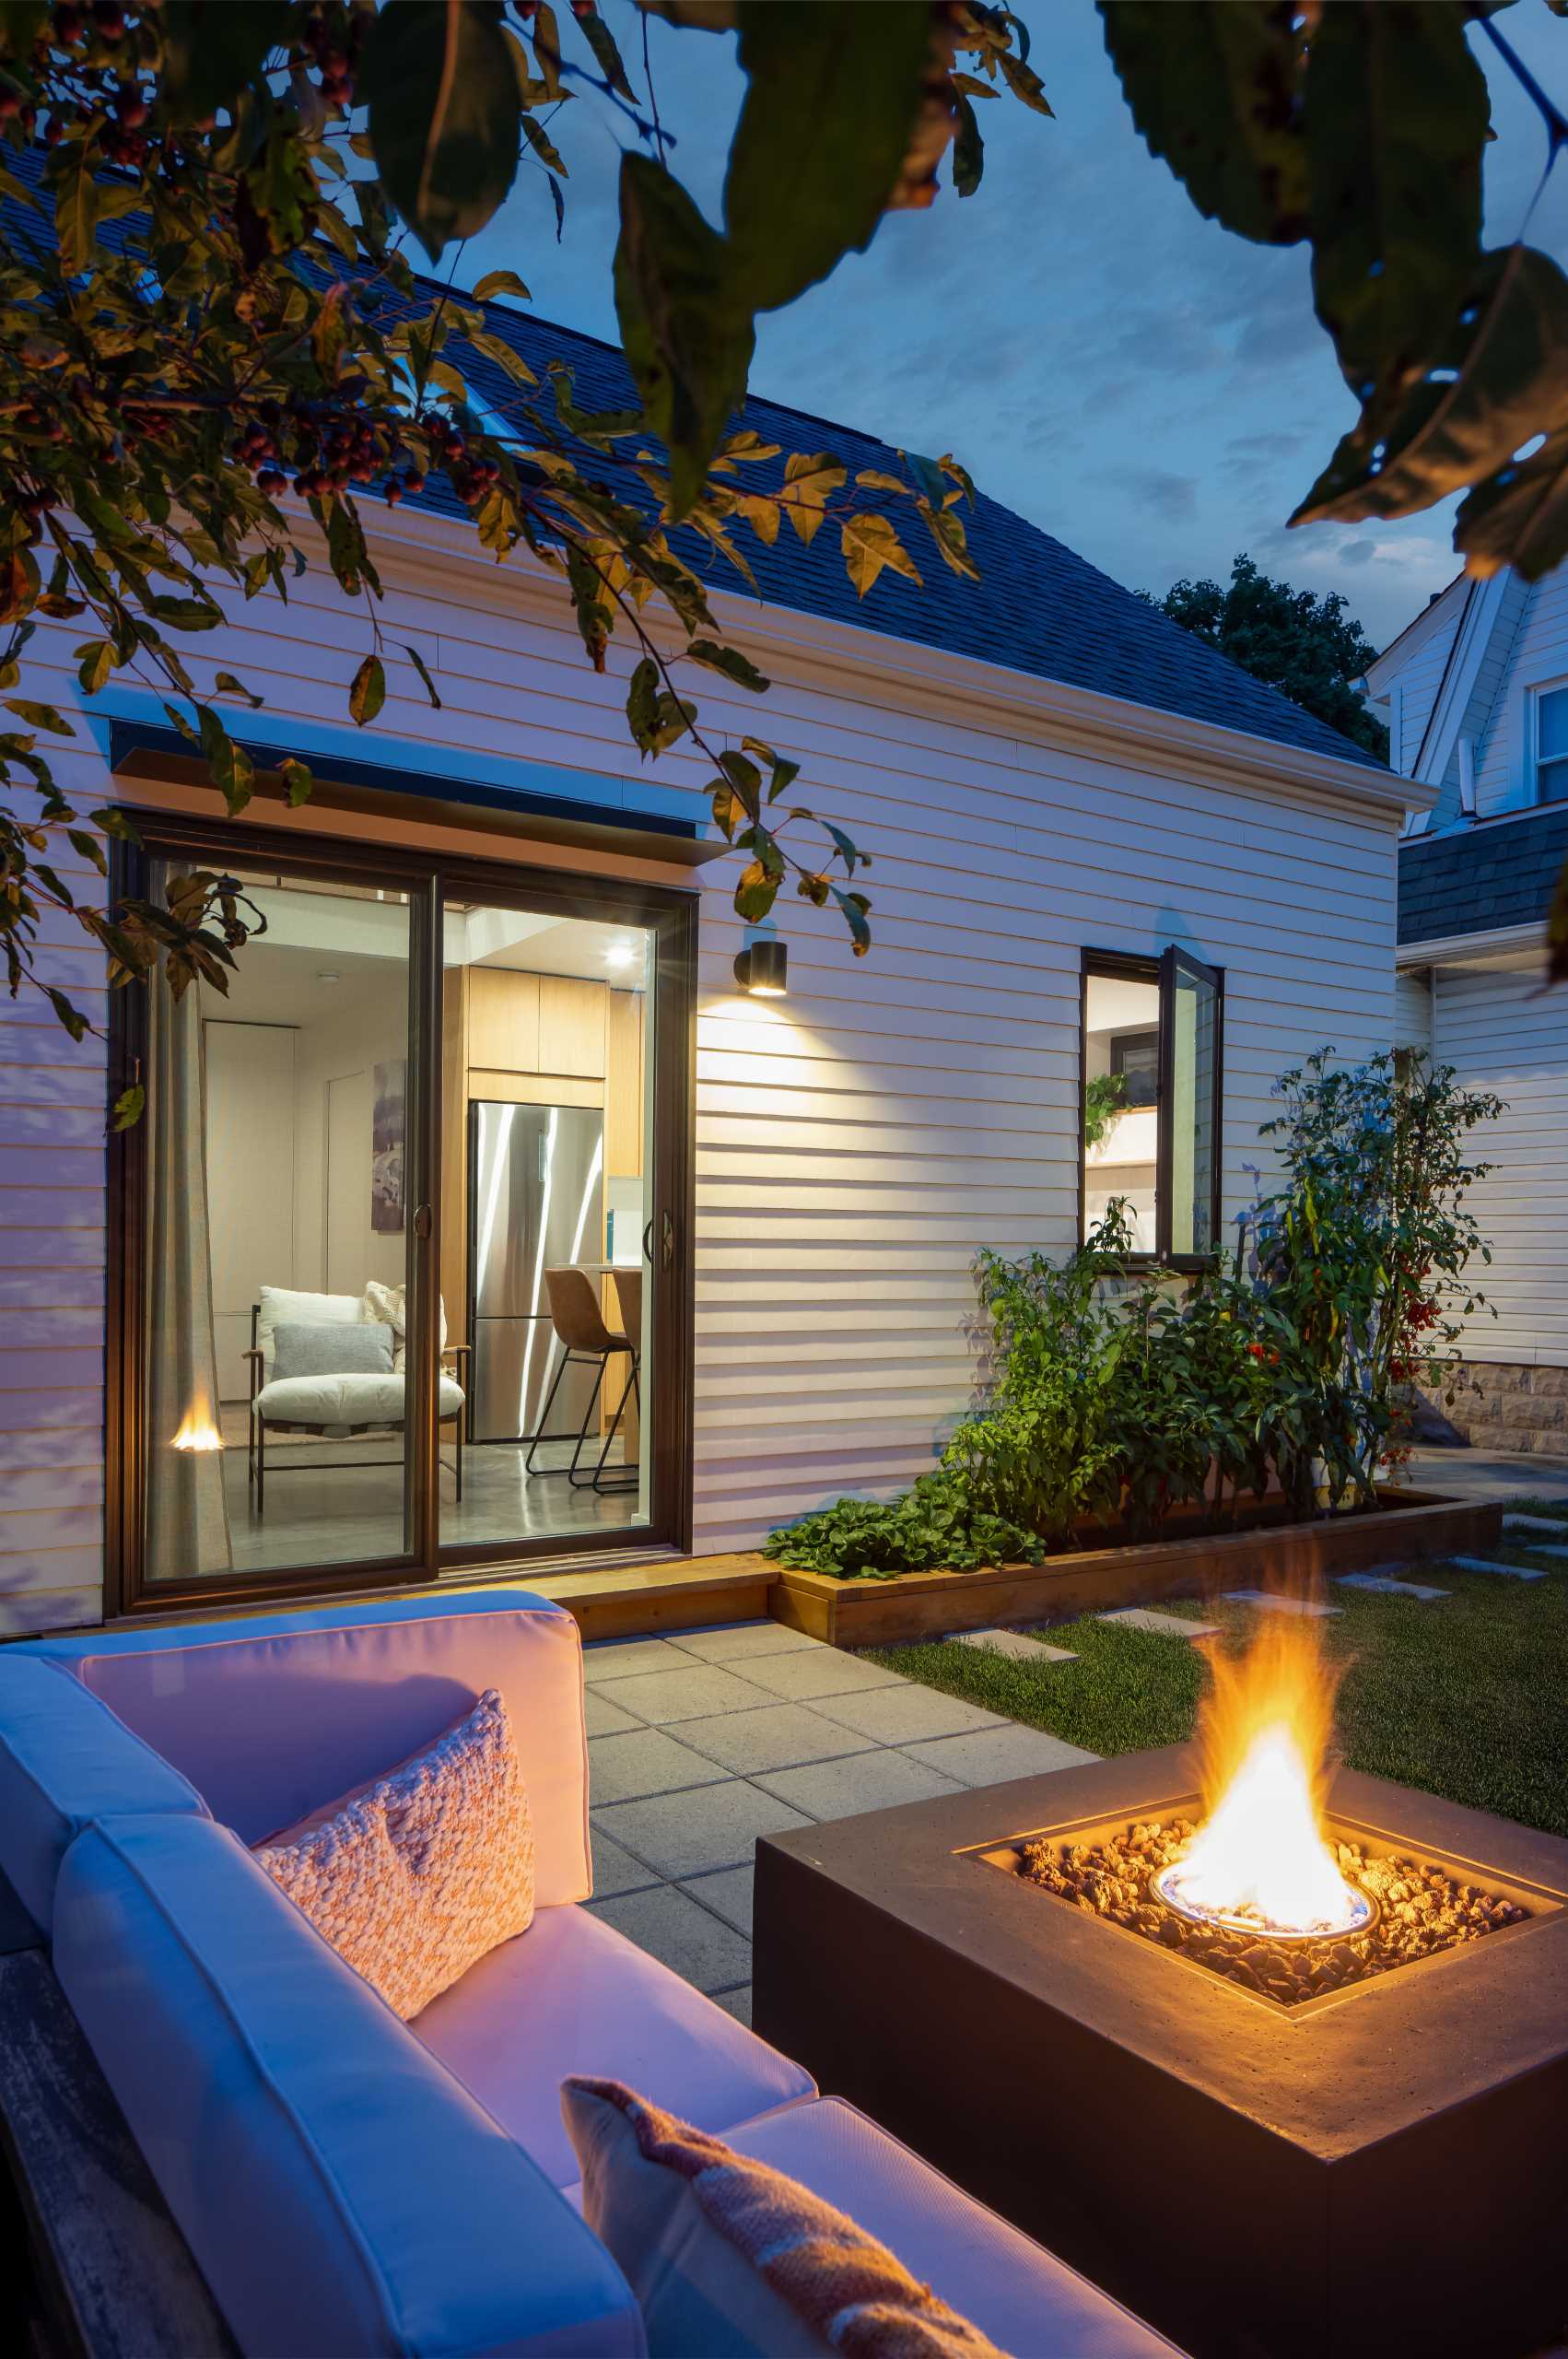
[1534,683,1568,803]
[1081,946,1224,1267]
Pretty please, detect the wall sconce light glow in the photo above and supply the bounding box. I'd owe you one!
[170,1409,224,1452]
[733,941,788,997]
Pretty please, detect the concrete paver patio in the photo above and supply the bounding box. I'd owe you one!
[583,1622,1099,2023]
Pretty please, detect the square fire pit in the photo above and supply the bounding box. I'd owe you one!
[753,1748,1568,2359]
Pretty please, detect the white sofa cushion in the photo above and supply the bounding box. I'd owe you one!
[53,1815,643,2359]
[725,2098,1181,2357]
[255,1372,464,1426]
[414,1903,814,2190]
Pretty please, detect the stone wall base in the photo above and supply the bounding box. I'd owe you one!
[1421,1360,1568,1456]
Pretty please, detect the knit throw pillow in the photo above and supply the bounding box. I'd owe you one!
[252,1689,533,2020]
[562,2077,1010,2359]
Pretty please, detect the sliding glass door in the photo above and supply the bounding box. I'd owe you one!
[111,822,693,1613]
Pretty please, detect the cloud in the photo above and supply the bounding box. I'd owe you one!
[1111,466,1199,523]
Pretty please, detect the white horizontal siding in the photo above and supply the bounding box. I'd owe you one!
[1476,571,1568,816]
[1395,966,1433,1053]
[4,523,1402,1601]
[1433,962,1568,1366]
[0,979,106,1634]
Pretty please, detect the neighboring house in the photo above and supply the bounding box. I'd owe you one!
[0,289,1418,1637]
[1365,565,1568,1449]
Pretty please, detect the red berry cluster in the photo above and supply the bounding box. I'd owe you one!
[226,393,448,510]
[291,6,365,115]
[423,417,501,508]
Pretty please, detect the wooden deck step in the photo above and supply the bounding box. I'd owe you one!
[445,1551,777,1641]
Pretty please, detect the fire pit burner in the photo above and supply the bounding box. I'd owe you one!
[1152,1851,1378,1942]
[1016,1814,1527,2003]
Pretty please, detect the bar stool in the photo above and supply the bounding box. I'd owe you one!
[526,1266,638,1496]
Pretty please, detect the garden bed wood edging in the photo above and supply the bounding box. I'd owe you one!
[766,1488,1504,1650]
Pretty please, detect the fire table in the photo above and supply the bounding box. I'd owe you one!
[753,1748,1568,2359]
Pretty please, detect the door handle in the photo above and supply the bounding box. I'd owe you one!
[642,1218,654,1265]
[413,1203,432,1240]
[661,1209,674,1272]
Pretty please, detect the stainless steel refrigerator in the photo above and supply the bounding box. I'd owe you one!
[467,1099,604,1445]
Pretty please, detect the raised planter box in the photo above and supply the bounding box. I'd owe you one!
[767,1486,1503,1649]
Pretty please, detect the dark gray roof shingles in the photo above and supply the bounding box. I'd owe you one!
[1398,809,1568,945]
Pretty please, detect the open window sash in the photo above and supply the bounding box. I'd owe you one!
[1155,945,1224,1266]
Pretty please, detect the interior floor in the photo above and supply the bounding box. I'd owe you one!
[216,1433,642,1575]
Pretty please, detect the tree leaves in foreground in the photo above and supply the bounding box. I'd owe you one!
[0,0,1048,1046]
[1153,555,1389,763]
[1100,1,1568,581]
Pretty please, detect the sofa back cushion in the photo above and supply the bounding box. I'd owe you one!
[0,1654,210,1932]
[28,1591,591,1906]
[53,1816,643,2359]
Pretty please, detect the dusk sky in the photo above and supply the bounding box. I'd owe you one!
[463,4,1568,656]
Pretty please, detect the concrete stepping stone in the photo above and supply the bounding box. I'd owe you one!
[1502,1514,1568,1538]
[1336,1572,1450,1602]
[953,1627,1077,1663]
[1223,1590,1341,1617]
[1095,1606,1221,1638]
[1445,1555,1548,1582]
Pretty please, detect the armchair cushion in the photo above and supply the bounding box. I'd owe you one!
[255,1285,363,1375]
[253,1371,464,1426]
[53,1815,642,2359]
[272,1320,394,1381]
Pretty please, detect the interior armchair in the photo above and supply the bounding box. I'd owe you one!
[244,1285,468,1514]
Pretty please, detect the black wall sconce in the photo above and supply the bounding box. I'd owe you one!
[733,939,788,996]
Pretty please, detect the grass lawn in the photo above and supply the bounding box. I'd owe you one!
[864,1501,1568,1839]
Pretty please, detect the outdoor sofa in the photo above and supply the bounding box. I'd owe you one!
[0,1590,1178,2356]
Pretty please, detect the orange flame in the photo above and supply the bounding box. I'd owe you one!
[170,1407,224,1452]
[1167,1609,1364,1938]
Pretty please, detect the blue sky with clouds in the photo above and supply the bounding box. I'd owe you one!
[462,4,1568,655]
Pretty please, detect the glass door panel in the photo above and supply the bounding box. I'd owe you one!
[141,860,420,1585]
[1163,947,1223,1260]
[439,898,656,1552]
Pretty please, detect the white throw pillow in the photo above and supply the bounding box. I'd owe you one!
[361,1280,447,1370]
[256,1285,364,1375]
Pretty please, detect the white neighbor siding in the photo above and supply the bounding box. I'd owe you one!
[1431,962,1568,1367]
[0,522,1405,1624]
[1395,965,1433,1052]
[1476,567,1568,816]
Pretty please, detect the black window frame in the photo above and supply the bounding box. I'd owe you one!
[1080,945,1225,1270]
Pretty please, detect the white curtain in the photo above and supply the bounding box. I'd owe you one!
[144,873,233,1579]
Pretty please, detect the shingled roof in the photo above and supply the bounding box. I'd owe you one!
[1,146,1384,772]
[436,294,1387,771]
[1398,810,1568,946]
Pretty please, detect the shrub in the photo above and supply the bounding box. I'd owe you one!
[761,1471,1044,1582]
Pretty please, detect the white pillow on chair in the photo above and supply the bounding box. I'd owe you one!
[256,1286,364,1377]
[361,1281,447,1370]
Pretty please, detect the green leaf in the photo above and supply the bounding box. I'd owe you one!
[917,496,980,581]
[614,154,755,517]
[577,7,638,102]
[685,639,769,692]
[4,698,75,736]
[215,671,264,708]
[1305,2,1488,401]
[158,0,290,122]
[1099,1,1308,244]
[349,653,387,726]
[840,512,922,597]
[76,640,114,696]
[278,756,314,807]
[360,0,522,262]
[46,988,89,1044]
[829,884,872,954]
[997,47,1053,120]
[473,267,532,303]
[723,1,932,315]
[521,111,568,175]
[778,449,847,546]
[110,1084,146,1133]
[404,644,443,710]
[1292,245,1568,529]
[48,139,144,276]
[65,828,108,876]
[952,93,985,198]
[150,596,224,630]
[734,842,784,921]
[1455,426,1568,582]
[198,706,254,814]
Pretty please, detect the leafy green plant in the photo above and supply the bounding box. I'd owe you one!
[1251,1049,1502,1506]
[1082,1071,1129,1150]
[761,1470,1043,1584]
